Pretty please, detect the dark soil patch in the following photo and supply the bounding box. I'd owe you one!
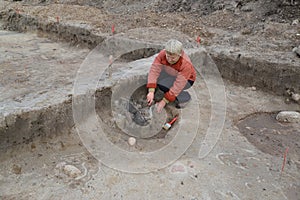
[237,112,300,168]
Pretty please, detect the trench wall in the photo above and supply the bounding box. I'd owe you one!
[0,9,299,149]
[1,9,299,95]
[210,51,300,95]
[0,99,74,150]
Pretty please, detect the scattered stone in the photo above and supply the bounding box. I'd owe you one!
[12,164,22,174]
[292,46,300,57]
[245,182,253,189]
[285,98,290,104]
[251,86,256,91]
[286,89,300,104]
[55,161,67,170]
[63,165,82,178]
[241,5,253,12]
[241,27,252,35]
[292,19,299,26]
[40,55,48,60]
[291,93,300,102]
[31,143,36,151]
[170,162,187,174]
[276,111,300,123]
[236,1,243,8]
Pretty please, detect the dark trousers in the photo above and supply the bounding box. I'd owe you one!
[157,71,194,103]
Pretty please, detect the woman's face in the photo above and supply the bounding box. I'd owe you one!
[166,51,181,64]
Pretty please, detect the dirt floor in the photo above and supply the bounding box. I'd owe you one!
[0,0,300,199]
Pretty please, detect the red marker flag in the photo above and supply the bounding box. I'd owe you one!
[196,35,201,44]
[281,147,289,173]
[112,24,115,34]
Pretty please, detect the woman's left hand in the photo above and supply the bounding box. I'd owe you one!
[156,100,166,113]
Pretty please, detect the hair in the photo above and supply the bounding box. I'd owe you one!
[165,39,183,55]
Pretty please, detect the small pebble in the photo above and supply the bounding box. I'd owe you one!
[128,137,136,146]
[12,164,22,174]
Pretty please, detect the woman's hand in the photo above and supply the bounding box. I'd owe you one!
[147,91,154,106]
[156,100,166,113]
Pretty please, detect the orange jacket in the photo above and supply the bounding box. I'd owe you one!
[147,50,196,102]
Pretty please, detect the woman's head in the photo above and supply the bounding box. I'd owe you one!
[165,39,183,64]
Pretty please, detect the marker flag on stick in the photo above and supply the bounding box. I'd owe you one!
[112,24,115,34]
[196,35,201,44]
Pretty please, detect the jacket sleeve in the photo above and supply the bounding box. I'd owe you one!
[147,52,164,89]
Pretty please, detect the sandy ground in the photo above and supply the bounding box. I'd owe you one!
[0,0,300,199]
[0,29,300,199]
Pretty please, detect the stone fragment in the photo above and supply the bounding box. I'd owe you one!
[55,161,67,170]
[63,165,81,178]
[292,46,300,57]
[12,164,22,174]
[241,5,253,12]
[276,111,300,123]
[292,93,300,102]
[292,19,299,26]
[170,162,187,174]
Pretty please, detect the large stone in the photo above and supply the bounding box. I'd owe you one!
[63,165,82,178]
[276,111,300,123]
[292,46,300,57]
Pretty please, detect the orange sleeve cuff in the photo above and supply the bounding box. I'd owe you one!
[147,83,157,89]
[164,92,176,102]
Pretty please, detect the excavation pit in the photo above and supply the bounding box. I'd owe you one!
[95,78,181,152]
[237,111,300,169]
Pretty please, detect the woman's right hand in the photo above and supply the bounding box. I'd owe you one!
[147,92,154,106]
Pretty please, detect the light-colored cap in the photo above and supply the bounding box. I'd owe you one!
[165,39,183,55]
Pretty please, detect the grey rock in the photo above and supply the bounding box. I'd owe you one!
[292,93,300,102]
[276,111,300,123]
[133,111,148,126]
[241,5,253,12]
[63,165,82,178]
[128,102,148,126]
[292,19,299,26]
[292,46,300,57]
[128,101,138,114]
